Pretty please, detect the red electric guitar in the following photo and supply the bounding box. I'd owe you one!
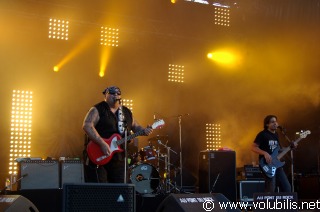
[86,119,165,165]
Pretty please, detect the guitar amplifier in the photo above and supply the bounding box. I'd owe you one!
[60,160,84,188]
[244,165,264,180]
[18,160,60,190]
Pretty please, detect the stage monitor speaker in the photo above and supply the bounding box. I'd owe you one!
[239,180,265,205]
[156,193,241,212]
[0,195,39,212]
[19,160,59,190]
[199,151,237,202]
[62,183,135,212]
[60,160,84,188]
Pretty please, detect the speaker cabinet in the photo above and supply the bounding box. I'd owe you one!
[60,160,84,188]
[62,183,135,212]
[0,195,39,212]
[156,193,241,212]
[199,151,237,202]
[19,160,59,190]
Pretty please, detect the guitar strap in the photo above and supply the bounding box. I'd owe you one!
[118,105,125,134]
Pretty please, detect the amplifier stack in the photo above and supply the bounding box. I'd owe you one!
[18,158,84,190]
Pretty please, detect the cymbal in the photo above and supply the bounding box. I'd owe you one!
[148,135,169,141]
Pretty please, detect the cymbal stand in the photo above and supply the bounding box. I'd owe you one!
[166,147,171,193]
[158,140,178,193]
[157,146,160,172]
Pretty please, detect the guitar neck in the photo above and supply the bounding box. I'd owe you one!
[277,137,303,160]
[116,130,145,146]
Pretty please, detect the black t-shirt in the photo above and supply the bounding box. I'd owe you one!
[94,101,133,139]
[254,129,280,159]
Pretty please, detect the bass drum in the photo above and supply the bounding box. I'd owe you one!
[129,163,160,194]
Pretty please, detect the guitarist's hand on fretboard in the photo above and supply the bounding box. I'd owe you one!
[143,125,153,136]
[290,142,297,149]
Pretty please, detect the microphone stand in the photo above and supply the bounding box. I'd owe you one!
[176,114,189,192]
[279,127,294,192]
[124,127,128,184]
[0,174,28,195]
[178,115,183,191]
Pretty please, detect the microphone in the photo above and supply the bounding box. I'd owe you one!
[278,126,287,133]
[22,173,28,178]
[158,140,165,147]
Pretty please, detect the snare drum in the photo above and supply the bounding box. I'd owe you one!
[129,163,160,194]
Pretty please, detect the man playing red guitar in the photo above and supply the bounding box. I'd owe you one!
[82,86,153,183]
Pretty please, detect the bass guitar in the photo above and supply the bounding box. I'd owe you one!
[87,119,165,165]
[259,130,311,178]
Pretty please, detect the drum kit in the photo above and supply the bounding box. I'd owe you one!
[128,135,180,195]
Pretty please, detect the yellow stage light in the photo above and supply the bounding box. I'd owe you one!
[205,123,221,151]
[54,31,95,73]
[48,18,69,40]
[168,64,184,83]
[214,7,230,27]
[121,99,134,111]
[171,0,177,3]
[53,66,59,72]
[9,90,33,175]
[100,26,119,47]
[207,50,240,67]
[99,71,105,77]
[211,52,234,64]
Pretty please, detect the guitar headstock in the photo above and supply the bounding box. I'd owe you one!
[152,119,165,129]
[300,130,311,138]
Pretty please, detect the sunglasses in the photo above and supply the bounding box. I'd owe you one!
[108,90,121,95]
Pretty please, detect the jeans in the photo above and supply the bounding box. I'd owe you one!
[264,167,291,192]
[84,152,125,183]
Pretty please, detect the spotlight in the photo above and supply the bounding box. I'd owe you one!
[53,66,59,72]
[214,6,230,27]
[99,71,105,77]
[9,90,33,175]
[100,26,119,47]
[48,18,69,40]
[205,123,221,151]
[121,99,133,111]
[207,51,237,65]
[168,64,184,83]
